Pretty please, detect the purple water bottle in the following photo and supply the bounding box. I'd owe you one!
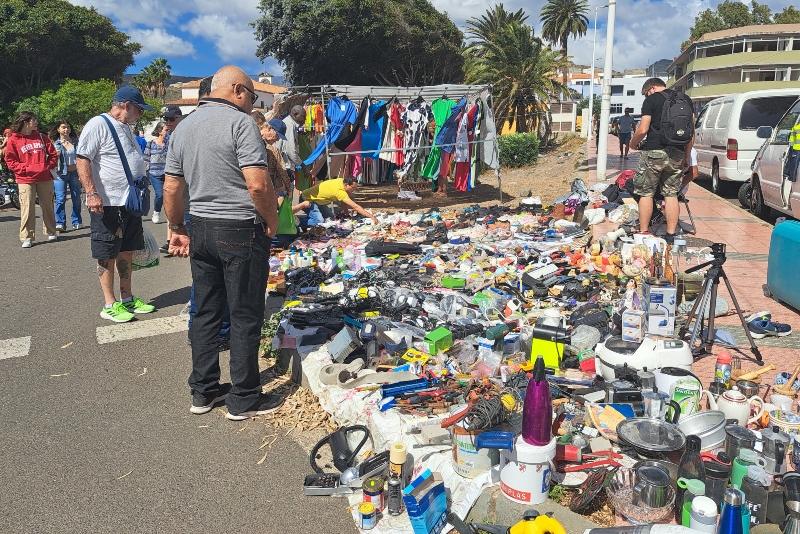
[522,355,552,446]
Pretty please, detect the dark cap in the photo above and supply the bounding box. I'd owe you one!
[686,435,702,451]
[112,86,154,110]
[267,119,287,140]
[161,104,183,119]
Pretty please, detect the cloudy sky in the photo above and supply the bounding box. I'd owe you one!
[68,0,799,80]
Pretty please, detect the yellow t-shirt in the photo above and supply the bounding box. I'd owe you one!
[301,178,349,204]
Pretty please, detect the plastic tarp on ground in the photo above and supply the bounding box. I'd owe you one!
[301,344,496,534]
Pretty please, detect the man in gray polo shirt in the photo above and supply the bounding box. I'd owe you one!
[163,66,282,420]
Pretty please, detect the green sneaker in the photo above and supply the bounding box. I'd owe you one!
[123,296,156,314]
[100,302,135,323]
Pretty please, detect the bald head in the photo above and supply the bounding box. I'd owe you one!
[210,65,255,112]
[290,105,306,123]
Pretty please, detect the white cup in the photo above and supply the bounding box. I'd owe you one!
[771,393,794,412]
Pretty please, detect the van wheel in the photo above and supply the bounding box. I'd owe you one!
[750,178,769,218]
[711,162,728,195]
[738,182,752,209]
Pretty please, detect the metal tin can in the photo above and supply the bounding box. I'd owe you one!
[359,502,377,530]
[362,477,384,512]
[387,474,404,516]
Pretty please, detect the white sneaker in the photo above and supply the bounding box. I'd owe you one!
[152,212,160,224]
[21,239,31,248]
[47,234,57,242]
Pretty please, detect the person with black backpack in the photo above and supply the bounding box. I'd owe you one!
[629,77,694,244]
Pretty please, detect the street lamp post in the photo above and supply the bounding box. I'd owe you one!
[588,4,608,141]
[596,0,617,182]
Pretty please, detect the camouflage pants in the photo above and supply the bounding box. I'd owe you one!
[633,147,685,198]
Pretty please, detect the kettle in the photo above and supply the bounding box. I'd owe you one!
[762,425,790,476]
[707,387,765,426]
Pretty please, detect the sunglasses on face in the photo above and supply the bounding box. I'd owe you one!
[164,117,177,123]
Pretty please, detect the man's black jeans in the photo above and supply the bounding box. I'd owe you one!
[188,215,269,414]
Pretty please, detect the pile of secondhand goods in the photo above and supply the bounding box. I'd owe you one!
[263,190,798,534]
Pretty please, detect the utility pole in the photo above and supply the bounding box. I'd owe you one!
[596,0,616,182]
[588,5,608,141]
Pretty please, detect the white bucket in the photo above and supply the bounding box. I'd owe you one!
[451,423,500,479]
[499,436,557,505]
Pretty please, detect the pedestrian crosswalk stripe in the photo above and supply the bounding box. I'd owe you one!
[96,315,188,345]
[0,336,32,360]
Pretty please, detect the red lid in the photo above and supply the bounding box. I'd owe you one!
[716,351,732,364]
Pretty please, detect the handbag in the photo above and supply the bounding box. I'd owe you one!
[101,114,150,216]
[276,197,296,235]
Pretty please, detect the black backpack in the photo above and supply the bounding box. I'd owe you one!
[659,89,694,146]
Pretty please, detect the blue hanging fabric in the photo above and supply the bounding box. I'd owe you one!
[302,97,358,167]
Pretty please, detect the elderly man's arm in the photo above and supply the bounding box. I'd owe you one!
[243,166,279,237]
[163,174,190,257]
[77,157,103,214]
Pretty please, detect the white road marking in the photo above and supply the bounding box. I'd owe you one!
[96,315,188,345]
[0,336,32,360]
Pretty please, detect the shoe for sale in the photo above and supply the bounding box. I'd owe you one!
[190,383,231,415]
[745,311,771,323]
[748,318,792,339]
[47,234,57,242]
[100,302,135,323]
[21,239,32,249]
[226,394,285,420]
[151,212,160,224]
[122,296,155,314]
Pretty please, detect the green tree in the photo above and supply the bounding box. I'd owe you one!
[465,16,567,135]
[134,58,172,102]
[683,0,778,48]
[750,1,772,24]
[0,0,139,120]
[465,3,528,55]
[253,0,463,85]
[539,0,589,87]
[775,5,800,23]
[576,96,600,119]
[14,79,160,130]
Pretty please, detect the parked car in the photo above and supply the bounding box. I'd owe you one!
[749,97,800,219]
[693,89,800,195]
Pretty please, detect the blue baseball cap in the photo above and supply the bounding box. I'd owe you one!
[267,119,287,140]
[112,86,154,111]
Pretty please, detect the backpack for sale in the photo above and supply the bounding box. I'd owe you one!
[660,89,694,146]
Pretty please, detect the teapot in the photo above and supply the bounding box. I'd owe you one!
[708,387,765,426]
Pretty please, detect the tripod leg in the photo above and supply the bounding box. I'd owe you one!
[688,278,712,350]
[704,278,720,349]
[720,270,763,363]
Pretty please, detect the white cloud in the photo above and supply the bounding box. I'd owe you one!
[128,28,196,58]
[183,14,259,63]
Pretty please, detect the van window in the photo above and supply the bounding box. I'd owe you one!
[716,102,733,128]
[695,107,708,128]
[773,100,800,144]
[739,96,798,130]
[705,104,720,129]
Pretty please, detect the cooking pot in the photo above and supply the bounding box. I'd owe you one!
[678,410,727,451]
[725,424,758,460]
[736,379,761,398]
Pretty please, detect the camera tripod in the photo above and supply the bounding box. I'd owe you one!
[680,243,763,363]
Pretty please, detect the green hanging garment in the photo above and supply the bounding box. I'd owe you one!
[421,98,455,189]
[296,133,313,191]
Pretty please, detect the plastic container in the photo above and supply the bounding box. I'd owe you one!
[703,459,732,508]
[689,495,718,533]
[678,478,705,526]
[676,435,706,522]
[499,436,556,505]
[766,220,800,309]
[741,465,770,526]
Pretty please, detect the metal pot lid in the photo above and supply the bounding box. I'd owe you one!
[725,424,757,441]
[617,417,687,452]
[762,426,790,442]
[679,410,726,434]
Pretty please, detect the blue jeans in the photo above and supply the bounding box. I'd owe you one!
[187,215,269,412]
[150,174,164,213]
[54,170,82,227]
[185,215,230,339]
[299,194,335,227]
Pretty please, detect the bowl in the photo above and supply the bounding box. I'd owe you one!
[769,410,800,436]
[606,468,675,525]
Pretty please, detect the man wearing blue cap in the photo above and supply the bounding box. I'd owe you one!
[77,86,157,323]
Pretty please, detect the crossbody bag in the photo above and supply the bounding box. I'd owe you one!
[101,114,150,216]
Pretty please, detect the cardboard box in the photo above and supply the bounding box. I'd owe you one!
[642,282,677,316]
[647,314,676,337]
[403,470,448,534]
[621,309,646,343]
[424,327,453,355]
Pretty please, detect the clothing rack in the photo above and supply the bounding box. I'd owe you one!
[281,84,502,201]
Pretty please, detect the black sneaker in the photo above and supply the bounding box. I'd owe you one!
[190,383,231,415]
[226,394,285,421]
[218,337,230,352]
[159,242,170,254]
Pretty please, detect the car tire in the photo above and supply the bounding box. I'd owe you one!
[711,161,728,196]
[738,181,752,209]
[750,177,769,219]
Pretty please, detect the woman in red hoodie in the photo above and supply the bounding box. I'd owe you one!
[4,111,58,248]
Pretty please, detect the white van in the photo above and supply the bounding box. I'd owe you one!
[693,89,800,195]
[750,97,800,219]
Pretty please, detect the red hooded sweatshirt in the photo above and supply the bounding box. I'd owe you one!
[4,131,57,184]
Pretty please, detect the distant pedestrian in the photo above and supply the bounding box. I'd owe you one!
[158,104,184,253]
[278,105,312,183]
[163,65,282,420]
[144,122,168,224]
[617,108,635,159]
[76,86,157,322]
[593,114,600,149]
[4,111,58,248]
[49,119,83,231]
[133,128,147,153]
[262,119,293,198]
[250,110,266,128]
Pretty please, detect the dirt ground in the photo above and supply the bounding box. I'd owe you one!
[353,135,588,213]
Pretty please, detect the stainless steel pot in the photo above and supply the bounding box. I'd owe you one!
[725,424,758,460]
[678,410,727,451]
[736,380,761,398]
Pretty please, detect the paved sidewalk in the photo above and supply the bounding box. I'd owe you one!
[586,134,799,387]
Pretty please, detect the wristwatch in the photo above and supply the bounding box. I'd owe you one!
[168,220,186,231]
[86,192,99,198]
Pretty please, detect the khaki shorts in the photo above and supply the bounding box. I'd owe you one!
[633,147,685,198]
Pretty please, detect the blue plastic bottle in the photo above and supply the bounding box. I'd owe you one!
[717,488,744,534]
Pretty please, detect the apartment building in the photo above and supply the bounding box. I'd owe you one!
[667,24,800,109]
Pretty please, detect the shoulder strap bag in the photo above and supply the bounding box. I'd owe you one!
[101,114,150,216]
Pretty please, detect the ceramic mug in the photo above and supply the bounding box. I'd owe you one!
[771,394,794,412]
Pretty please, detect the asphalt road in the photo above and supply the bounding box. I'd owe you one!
[0,200,355,533]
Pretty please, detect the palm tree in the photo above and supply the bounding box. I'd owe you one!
[465,20,567,135]
[465,4,528,55]
[149,57,171,102]
[540,0,589,86]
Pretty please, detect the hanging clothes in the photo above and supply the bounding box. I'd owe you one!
[421,98,455,180]
[303,97,358,167]
[454,103,478,192]
[334,97,370,150]
[435,97,467,154]
[361,101,386,160]
[395,101,433,180]
[470,99,484,190]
